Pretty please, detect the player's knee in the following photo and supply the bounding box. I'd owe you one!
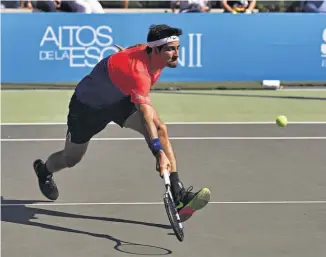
[158,122,168,138]
[64,154,83,168]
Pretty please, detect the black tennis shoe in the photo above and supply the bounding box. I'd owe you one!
[33,159,59,201]
[175,185,211,222]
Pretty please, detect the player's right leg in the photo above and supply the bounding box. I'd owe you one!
[33,134,89,201]
[33,93,109,201]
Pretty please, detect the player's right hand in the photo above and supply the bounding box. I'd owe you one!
[156,150,171,177]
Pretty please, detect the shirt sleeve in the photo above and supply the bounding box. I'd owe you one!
[128,61,152,105]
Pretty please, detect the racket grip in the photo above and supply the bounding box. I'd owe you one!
[163,169,170,186]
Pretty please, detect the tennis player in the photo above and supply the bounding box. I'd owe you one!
[33,24,210,222]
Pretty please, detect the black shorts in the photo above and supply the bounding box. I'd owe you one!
[67,93,137,144]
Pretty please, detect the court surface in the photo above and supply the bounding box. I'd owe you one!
[2,123,326,257]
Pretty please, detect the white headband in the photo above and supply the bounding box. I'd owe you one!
[147,36,179,48]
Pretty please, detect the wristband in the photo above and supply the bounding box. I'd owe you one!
[150,138,163,155]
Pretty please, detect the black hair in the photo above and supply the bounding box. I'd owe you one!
[145,24,182,54]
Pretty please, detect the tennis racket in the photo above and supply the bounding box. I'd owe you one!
[162,169,184,242]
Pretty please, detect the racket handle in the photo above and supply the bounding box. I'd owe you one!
[163,169,170,186]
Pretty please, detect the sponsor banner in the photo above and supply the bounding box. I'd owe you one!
[2,13,326,83]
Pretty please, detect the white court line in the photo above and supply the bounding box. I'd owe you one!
[2,137,326,142]
[2,201,326,207]
[279,89,326,91]
[1,122,66,125]
[1,121,326,126]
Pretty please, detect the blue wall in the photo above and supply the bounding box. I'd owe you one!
[2,13,326,83]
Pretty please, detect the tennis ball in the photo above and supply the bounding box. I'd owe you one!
[276,115,287,127]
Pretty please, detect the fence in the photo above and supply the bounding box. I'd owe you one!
[2,13,326,84]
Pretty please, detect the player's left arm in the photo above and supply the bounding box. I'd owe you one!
[131,87,176,174]
[128,64,162,145]
[132,93,172,174]
[128,64,172,173]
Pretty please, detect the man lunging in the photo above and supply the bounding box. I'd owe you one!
[33,24,211,222]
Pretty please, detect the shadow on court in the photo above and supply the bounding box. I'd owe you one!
[158,91,326,101]
[1,197,172,255]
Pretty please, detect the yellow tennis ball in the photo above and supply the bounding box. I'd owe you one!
[276,115,287,127]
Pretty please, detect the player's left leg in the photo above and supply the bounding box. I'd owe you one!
[123,110,210,222]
